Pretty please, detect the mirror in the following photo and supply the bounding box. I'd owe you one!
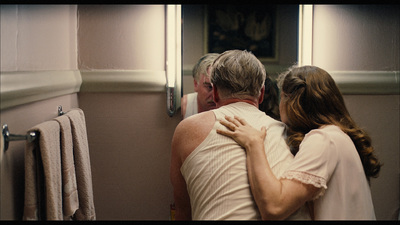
[181,4,299,95]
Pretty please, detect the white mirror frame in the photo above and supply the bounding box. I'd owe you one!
[166,5,182,116]
[298,4,313,66]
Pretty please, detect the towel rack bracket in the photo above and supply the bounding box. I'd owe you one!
[58,105,65,116]
[2,124,10,151]
[2,124,37,151]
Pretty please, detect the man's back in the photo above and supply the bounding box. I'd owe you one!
[180,102,293,220]
[171,50,310,220]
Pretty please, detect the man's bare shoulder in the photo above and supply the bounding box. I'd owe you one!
[172,111,216,161]
[175,111,215,136]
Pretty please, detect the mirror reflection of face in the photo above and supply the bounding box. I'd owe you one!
[194,72,216,113]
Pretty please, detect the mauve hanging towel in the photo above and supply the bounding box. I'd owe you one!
[53,115,79,220]
[66,108,96,220]
[24,121,63,220]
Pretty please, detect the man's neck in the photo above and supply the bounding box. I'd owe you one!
[216,98,258,108]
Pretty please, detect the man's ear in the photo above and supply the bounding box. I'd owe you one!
[258,86,265,104]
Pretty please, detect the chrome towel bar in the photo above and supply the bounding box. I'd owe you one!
[2,105,66,151]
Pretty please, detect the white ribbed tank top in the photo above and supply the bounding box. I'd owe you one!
[184,92,198,119]
[180,102,308,220]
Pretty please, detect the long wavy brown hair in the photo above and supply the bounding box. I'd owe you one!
[278,65,382,181]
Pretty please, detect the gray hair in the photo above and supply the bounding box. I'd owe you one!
[210,50,266,99]
[192,53,220,81]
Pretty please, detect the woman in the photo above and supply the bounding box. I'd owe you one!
[217,65,382,220]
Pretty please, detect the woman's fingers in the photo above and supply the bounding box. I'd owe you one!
[260,126,267,139]
[220,115,245,131]
[233,115,248,126]
[219,119,236,131]
[224,115,249,127]
[224,115,242,127]
[216,128,234,137]
[217,117,267,149]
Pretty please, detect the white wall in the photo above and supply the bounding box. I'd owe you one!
[1,5,78,71]
[0,5,80,219]
[312,5,399,220]
[313,5,399,71]
[78,5,165,71]
[76,5,181,220]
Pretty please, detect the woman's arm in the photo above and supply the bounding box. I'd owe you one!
[217,116,319,220]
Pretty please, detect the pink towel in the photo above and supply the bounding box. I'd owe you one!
[66,108,96,220]
[53,115,79,220]
[23,121,63,220]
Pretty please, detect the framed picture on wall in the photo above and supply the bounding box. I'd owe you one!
[205,5,278,62]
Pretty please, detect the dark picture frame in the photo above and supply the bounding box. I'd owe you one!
[205,5,278,62]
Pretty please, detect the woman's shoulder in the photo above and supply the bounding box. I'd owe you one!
[301,125,343,148]
[305,125,342,137]
[302,125,351,154]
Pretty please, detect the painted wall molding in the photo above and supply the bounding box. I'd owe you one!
[330,71,399,95]
[79,70,166,93]
[1,69,398,110]
[1,70,82,110]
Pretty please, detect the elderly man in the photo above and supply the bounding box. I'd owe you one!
[181,53,220,119]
